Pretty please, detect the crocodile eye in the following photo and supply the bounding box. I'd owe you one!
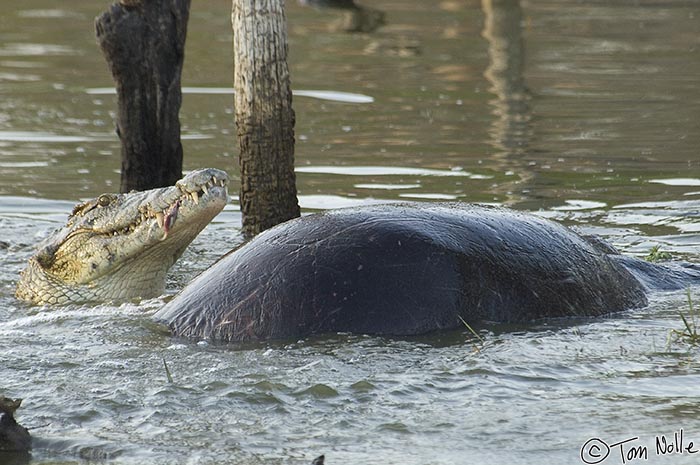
[97,194,114,207]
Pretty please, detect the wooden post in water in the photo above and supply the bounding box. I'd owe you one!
[232,0,300,237]
[95,0,190,193]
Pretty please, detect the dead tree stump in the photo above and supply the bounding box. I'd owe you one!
[95,0,190,193]
[232,0,301,237]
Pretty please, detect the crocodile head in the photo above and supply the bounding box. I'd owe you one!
[16,168,229,305]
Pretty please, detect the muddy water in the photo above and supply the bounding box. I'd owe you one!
[1,0,700,464]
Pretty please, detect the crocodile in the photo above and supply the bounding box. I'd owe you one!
[16,168,228,305]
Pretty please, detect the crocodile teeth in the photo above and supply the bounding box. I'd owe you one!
[156,212,165,229]
[190,191,199,205]
[202,184,209,195]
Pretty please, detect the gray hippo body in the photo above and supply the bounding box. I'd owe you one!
[155,203,699,343]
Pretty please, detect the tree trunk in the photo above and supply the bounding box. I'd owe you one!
[232,0,300,237]
[95,0,190,193]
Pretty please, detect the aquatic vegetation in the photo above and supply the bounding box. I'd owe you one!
[644,245,673,262]
[668,290,700,346]
[459,315,488,353]
[162,358,174,384]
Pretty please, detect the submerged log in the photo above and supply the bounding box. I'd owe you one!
[0,396,31,456]
[232,0,301,237]
[95,0,190,193]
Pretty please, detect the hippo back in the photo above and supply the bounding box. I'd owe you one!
[154,203,647,342]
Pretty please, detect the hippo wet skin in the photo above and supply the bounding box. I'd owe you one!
[154,202,699,343]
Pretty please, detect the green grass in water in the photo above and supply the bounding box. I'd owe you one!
[669,290,700,346]
[163,358,174,383]
[645,245,673,262]
[458,315,488,352]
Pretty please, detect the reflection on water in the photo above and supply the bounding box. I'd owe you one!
[299,194,394,209]
[1,0,700,464]
[298,0,386,33]
[296,165,479,177]
[0,43,78,57]
[0,131,111,142]
[481,0,535,203]
[650,178,700,187]
[550,199,607,211]
[292,89,374,103]
[481,0,531,157]
[87,86,376,103]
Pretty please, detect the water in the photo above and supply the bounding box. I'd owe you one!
[1,0,700,463]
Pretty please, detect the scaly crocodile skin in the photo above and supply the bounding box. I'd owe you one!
[16,168,229,305]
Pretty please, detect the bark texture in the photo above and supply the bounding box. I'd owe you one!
[95,0,190,193]
[232,0,300,237]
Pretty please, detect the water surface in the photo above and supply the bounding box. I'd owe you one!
[1,0,700,464]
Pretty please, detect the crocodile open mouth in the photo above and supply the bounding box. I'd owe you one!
[16,168,231,305]
[157,174,229,240]
[82,173,229,240]
[177,173,228,206]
